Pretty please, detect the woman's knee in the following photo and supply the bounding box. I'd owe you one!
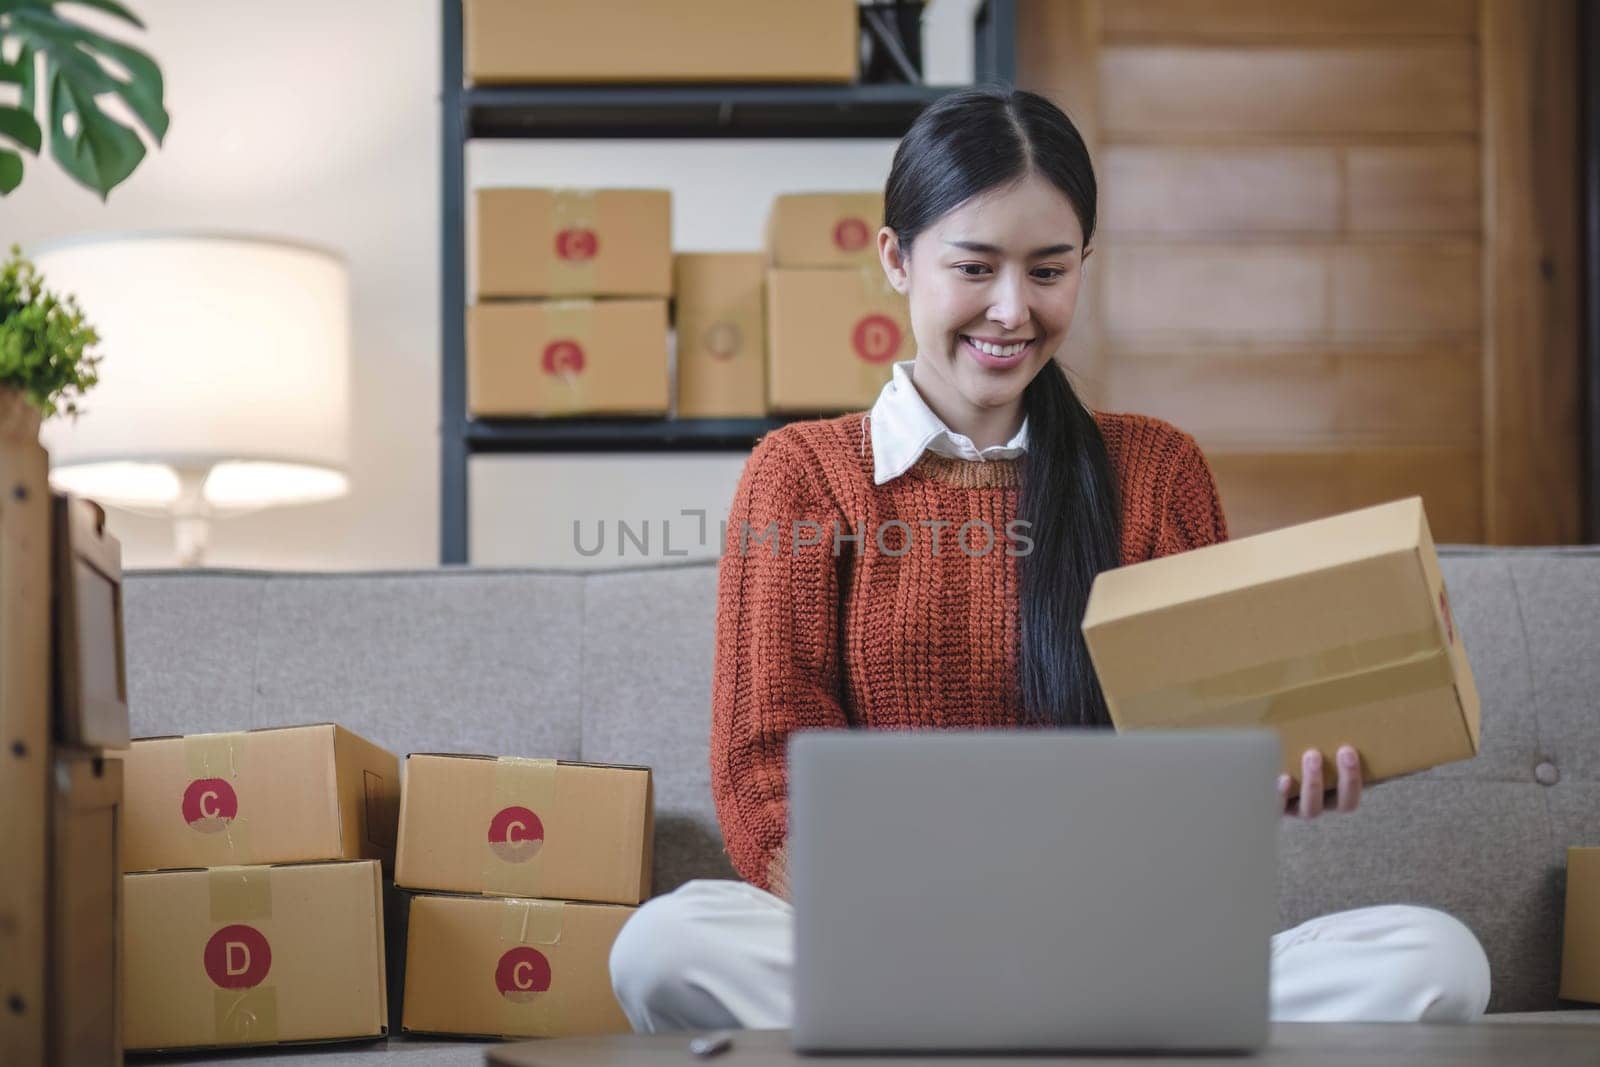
[1387,906,1492,1021]
[609,880,746,1025]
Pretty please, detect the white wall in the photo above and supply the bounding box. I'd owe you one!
[4,0,977,570]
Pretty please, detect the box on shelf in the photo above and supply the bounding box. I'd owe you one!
[475,188,671,300]
[766,267,909,413]
[1082,496,1481,786]
[395,754,652,906]
[121,724,400,874]
[1562,847,1600,1003]
[464,0,857,86]
[124,860,387,1052]
[52,493,129,751]
[48,753,122,1065]
[767,192,885,269]
[468,299,670,418]
[673,253,767,418]
[401,894,634,1039]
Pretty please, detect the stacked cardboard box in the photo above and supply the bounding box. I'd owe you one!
[394,754,653,1038]
[1561,847,1600,1003]
[674,253,768,418]
[765,192,911,413]
[471,188,672,417]
[119,724,400,1052]
[1,477,129,1065]
[1082,496,1482,786]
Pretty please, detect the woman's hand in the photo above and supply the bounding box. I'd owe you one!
[767,842,792,902]
[1278,745,1362,819]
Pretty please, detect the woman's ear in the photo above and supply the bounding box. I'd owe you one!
[878,226,909,294]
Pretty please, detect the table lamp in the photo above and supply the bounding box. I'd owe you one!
[34,233,351,566]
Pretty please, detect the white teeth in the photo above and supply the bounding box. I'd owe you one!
[965,336,1030,357]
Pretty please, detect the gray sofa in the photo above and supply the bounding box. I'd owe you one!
[122,547,1600,1062]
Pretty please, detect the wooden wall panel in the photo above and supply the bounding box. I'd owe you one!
[1331,242,1481,333]
[1103,0,1479,41]
[1345,145,1480,232]
[1101,46,1478,137]
[1102,347,1481,448]
[1102,147,1341,233]
[1209,448,1485,541]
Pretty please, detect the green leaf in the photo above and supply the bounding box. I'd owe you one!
[57,0,145,29]
[0,148,22,194]
[80,33,165,141]
[47,62,144,199]
[0,104,42,153]
[10,11,168,143]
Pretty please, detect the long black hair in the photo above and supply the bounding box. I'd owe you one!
[883,86,1122,728]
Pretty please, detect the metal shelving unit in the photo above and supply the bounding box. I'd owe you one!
[440,0,1017,562]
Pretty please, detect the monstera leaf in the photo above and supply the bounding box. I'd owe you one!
[0,0,168,199]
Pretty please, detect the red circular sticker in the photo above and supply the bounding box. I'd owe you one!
[495,946,552,1002]
[542,340,585,376]
[181,778,239,834]
[832,217,870,252]
[703,321,743,362]
[851,314,902,364]
[204,924,272,989]
[487,805,545,864]
[554,228,599,261]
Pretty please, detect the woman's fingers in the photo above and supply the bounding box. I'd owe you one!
[1335,745,1363,813]
[1298,749,1324,819]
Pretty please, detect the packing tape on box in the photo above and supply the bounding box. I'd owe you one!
[550,189,599,294]
[483,757,559,897]
[184,731,252,864]
[497,898,564,1034]
[1113,624,1454,729]
[539,301,594,415]
[208,865,278,1044]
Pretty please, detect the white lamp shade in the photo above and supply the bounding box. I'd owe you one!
[35,233,351,509]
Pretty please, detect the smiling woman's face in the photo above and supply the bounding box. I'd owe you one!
[878,170,1089,439]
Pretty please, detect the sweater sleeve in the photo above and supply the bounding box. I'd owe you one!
[710,431,850,891]
[1155,433,1229,557]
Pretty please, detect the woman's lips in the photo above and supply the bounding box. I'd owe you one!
[960,334,1035,370]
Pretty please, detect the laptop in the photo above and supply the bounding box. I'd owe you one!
[788,728,1281,1054]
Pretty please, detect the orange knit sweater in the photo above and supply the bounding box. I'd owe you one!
[709,410,1229,891]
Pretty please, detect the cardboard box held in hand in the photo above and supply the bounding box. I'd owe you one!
[1082,496,1480,785]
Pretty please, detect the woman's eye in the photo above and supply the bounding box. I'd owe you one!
[956,264,989,277]
[1033,268,1065,281]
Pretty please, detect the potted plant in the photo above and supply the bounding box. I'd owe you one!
[0,243,101,443]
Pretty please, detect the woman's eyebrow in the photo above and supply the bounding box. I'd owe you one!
[945,240,1077,256]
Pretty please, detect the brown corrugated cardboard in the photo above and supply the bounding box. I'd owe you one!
[1561,847,1600,1003]
[475,188,671,299]
[124,860,387,1052]
[395,755,652,906]
[52,493,129,750]
[468,299,670,417]
[1082,496,1481,786]
[674,253,767,418]
[0,437,51,1067]
[464,0,857,85]
[49,753,122,1065]
[767,193,885,269]
[121,724,400,874]
[766,268,909,413]
[401,894,634,1039]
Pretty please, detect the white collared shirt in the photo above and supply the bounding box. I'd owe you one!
[867,360,1029,485]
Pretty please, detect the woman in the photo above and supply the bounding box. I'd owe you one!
[609,86,1490,1033]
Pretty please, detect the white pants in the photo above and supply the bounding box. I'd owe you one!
[609,879,1492,1033]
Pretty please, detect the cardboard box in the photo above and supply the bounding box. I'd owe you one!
[121,724,400,874]
[1562,847,1600,1003]
[475,188,671,300]
[395,754,652,906]
[401,894,634,1039]
[674,253,767,418]
[1082,496,1481,785]
[52,493,129,751]
[468,299,670,418]
[124,860,387,1051]
[49,753,122,1066]
[767,193,885,269]
[0,437,52,1067]
[464,0,857,85]
[766,268,909,413]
